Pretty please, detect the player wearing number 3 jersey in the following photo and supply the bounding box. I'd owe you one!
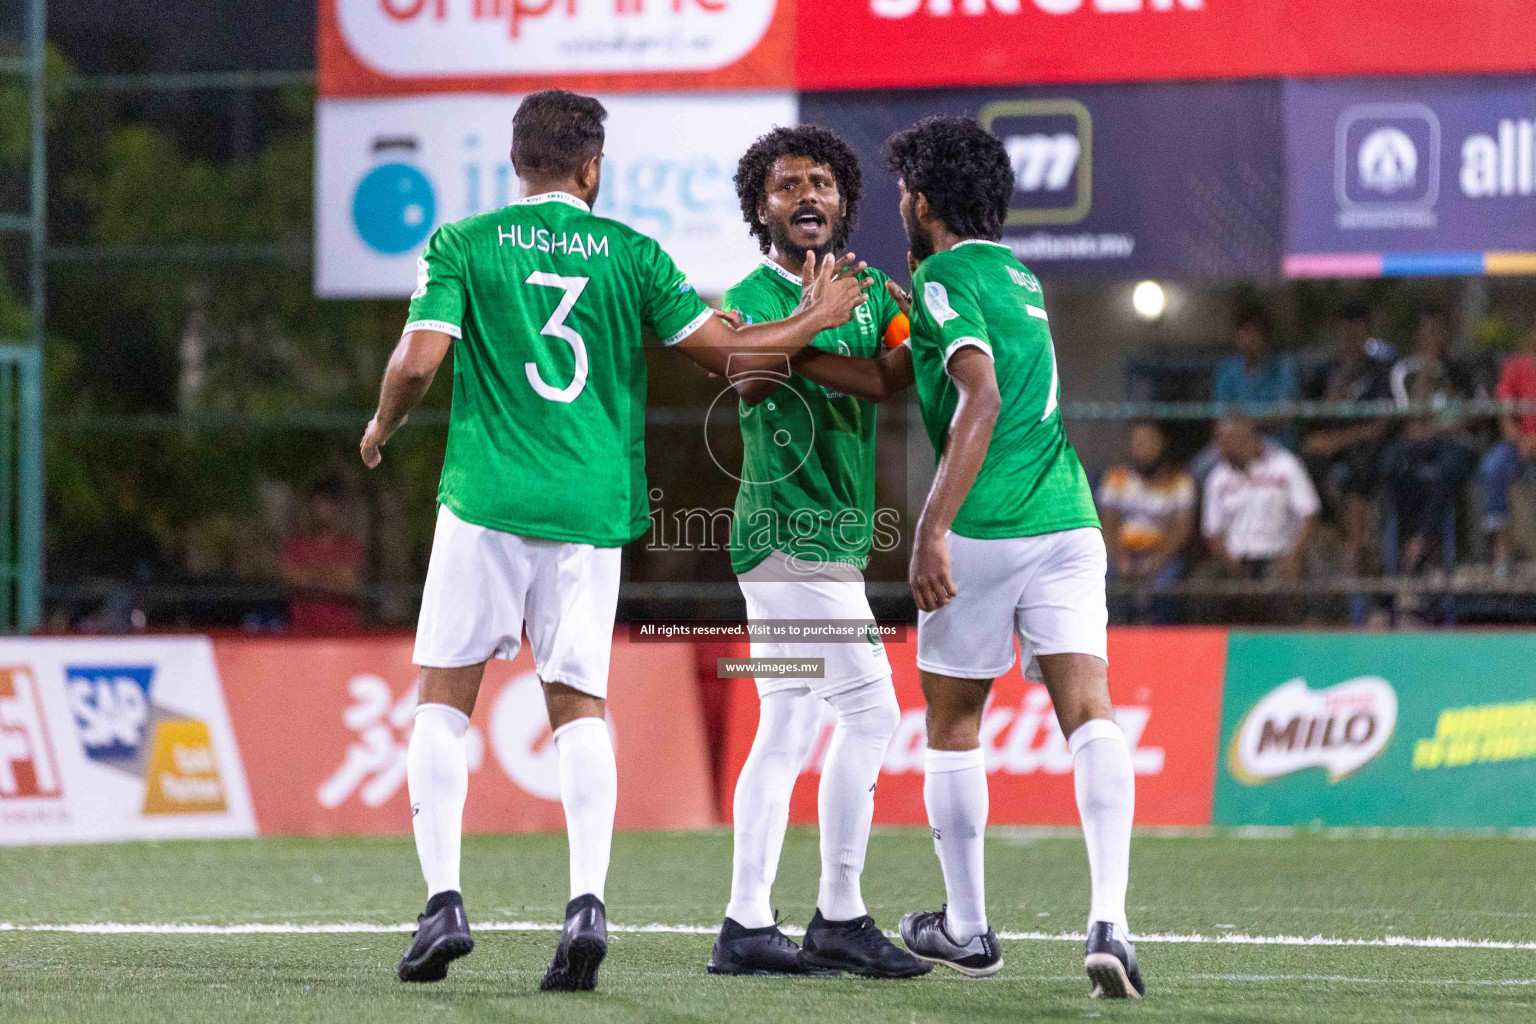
[359,90,872,994]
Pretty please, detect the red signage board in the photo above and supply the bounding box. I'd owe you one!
[319,0,793,97]
[796,1,1536,91]
[720,628,1229,827]
[216,634,716,835]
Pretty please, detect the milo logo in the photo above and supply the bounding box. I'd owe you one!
[1229,677,1397,784]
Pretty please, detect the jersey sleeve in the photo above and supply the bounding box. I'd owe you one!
[1201,472,1227,539]
[403,225,466,339]
[1284,455,1322,519]
[914,261,990,374]
[637,235,711,346]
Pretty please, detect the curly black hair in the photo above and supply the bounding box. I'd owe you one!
[885,116,1014,241]
[734,125,863,254]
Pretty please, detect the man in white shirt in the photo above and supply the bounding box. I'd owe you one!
[1203,417,1320,621]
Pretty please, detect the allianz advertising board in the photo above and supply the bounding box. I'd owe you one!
[801,81,1282,283]
[1284,76,1536,278]
[1215,632,1536,828]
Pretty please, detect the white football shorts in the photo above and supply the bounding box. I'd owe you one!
[737,549,891,699]
[413,504,621,698]
[917,527,1108,682]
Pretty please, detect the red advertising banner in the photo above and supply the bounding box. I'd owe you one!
[719,628,1228,827]
[796,1,1536,91]
[319,0,793,97]
[216,634,715,835]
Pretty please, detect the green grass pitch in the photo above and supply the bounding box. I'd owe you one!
[3,828,1534,1022]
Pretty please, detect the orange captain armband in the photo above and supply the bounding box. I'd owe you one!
[883,312,911,349]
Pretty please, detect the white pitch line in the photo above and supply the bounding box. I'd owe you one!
[3,922,1536,950]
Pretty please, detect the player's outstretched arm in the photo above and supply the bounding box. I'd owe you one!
[794,344,915,404]
[909,346,1000,612]
[360,328,452,468]
[673,251,871,378]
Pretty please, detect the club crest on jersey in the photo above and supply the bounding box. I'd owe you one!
[923,281,960,326]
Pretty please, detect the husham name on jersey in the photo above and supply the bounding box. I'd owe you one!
[497,223,610,259]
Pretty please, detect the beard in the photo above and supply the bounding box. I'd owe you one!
[903,206,936,264]
[765,213,841,268]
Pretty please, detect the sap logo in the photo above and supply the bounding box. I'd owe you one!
[0,667,61,799]
[1461,118,1536,198]
[979,99,1092,226]
[1229,677,1397,784]
[65,665,154,763]
[871,0,1203,17]
[338,0,777,77]
[1335,104,1439,229]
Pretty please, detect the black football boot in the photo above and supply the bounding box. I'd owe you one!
[898,907,1003,977]
[540,894,609,992]
[397,890,474,982]
[1085,920,1144,999]
[798,910,933,979]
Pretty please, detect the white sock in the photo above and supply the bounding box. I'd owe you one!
[1069,718,1135,936]
[407,703,471,899]
[554,716,618,903]
[816,680,900,921]
[725,690,822,928]
[924,746,989,942]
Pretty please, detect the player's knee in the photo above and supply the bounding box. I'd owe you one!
[829,681,901,741]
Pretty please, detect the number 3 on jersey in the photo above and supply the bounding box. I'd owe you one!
[525,272,589,403]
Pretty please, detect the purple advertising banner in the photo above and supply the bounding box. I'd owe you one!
[1284,76,1536,278]
[801,81,1284,284]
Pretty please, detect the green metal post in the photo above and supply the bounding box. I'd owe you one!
[20,0,46,631]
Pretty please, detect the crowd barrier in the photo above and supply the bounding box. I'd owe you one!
[3,630,1533,844]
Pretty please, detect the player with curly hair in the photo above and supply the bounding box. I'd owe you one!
[791,116,1144,997]
[705,126,927,981]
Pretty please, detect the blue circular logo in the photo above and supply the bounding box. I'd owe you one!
[352,163,435,254]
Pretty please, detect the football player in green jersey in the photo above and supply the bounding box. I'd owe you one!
[359,91,872,993]
[705,127,928,981]
[789,117,1143,997]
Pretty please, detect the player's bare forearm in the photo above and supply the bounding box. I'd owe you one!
[917,348,999,540]
[362,328,451,468]
[673,252,872,377]
[910,347,999,611]
[795,344,914,404]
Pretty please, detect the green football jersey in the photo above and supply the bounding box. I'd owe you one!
[908,240,1099,540]
[722,258,903,574]
[405,191,710,547]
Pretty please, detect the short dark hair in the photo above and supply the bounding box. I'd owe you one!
[512,90,607,180]
[733,125,863,255]
[885,116,1014,241]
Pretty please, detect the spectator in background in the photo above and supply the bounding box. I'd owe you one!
[1097,420,1195,624]
[1480,311,1536,576]
[1213,308,1299,443]
[1381,305,1482,573]
[1203,416,1320,622]
[1300,301,1393,582]
[281,476,365,634]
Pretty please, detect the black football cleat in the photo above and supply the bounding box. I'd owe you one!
[706,917,809,976]
[898,907,1003,978]
[707,916,825,976]
[1085,921,1145,999]
[799,910,933,979]
[541,894,609,992]
[397,890,474,982]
